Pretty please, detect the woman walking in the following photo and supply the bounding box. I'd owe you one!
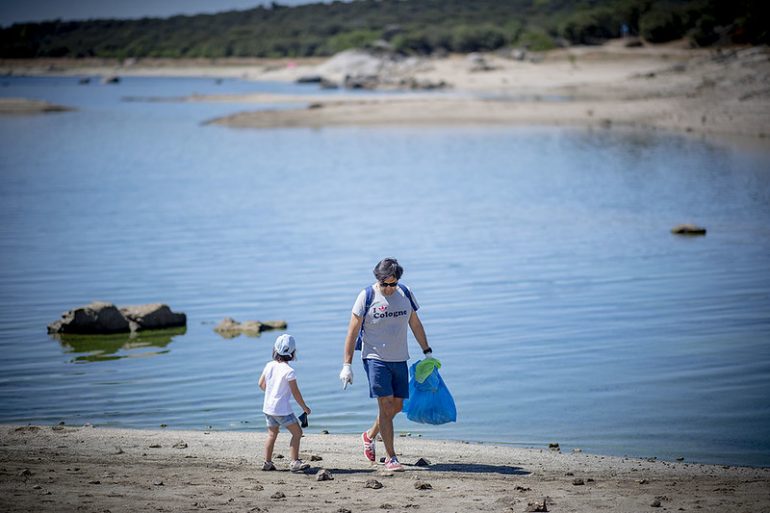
[339,258,435,471]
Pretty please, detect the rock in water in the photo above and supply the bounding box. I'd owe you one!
[47,302,130,334]
[671,224,707,235]
[48,302,186,334]
[213,318,287,337]
[120,304,186,331]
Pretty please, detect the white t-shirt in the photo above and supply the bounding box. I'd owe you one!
[352,283,419,362]
[260,360,296,416]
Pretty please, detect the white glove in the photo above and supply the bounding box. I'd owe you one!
[339,363,353,389]
[424,350,436,361]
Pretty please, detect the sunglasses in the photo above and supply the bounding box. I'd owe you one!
[380,281,399,288]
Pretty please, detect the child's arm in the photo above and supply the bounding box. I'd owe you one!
[258,373,266,391]
[288,380,311,415]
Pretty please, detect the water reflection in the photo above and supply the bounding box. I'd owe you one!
[52,327,186,363]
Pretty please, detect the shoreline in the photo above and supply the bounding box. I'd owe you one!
[3,43,768,139]
[2,425,768,512]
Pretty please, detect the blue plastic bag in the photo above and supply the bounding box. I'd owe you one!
[402,359,457,425]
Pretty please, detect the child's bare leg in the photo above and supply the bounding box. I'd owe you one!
[264,426,279,462]
[286,422,303,461]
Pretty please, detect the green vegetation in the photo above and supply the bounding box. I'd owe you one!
[0,0,765,59]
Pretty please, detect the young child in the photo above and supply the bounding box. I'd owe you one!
[259,333,312,472]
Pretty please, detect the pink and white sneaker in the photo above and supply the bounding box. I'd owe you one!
[362,431,376,462]
[384,456,404,472]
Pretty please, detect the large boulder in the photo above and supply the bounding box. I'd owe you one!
[120,304,187,331]
[47,301,130,334]
[48,302,187,335]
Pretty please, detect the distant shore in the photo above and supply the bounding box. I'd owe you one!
[2,41,769,138]
[1,424,769,513]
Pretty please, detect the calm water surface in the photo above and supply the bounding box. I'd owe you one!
[1,76,769,467]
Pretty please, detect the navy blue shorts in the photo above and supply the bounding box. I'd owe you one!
[362,359,409,399]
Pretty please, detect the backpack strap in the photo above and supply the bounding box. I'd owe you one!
[398,283,418,311]
[354,285,374,351]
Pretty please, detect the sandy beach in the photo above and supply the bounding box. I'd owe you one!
[1,424,768,513]
[3,41,769,138]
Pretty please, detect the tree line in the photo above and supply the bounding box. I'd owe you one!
[1,0,765,59]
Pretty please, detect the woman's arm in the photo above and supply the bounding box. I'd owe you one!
[343,313,363,365]
[289,380,311,414]
[408,311,430,353]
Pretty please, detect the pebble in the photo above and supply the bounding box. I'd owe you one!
[525,499,548,512]
[316,469,334,481]
[172,441,188,449]
[415,458,431,467]
[572,478,585,485]
[365,479,383,489]
[414,481,432,490]
[271,491,286,500]
[310,454,323,461]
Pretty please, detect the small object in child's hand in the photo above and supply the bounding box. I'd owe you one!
[299,412,308,428]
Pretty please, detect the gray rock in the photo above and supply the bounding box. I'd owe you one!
[320,78,339,89]
[671,224,707,235]
[213,318,287,337]
[316,469,334,481]
[214,317,262,337]
[525,499,548,512]
[48,302,186,334]
[296,75,324,83]
[415,457,431,467]
[120,304,186,331]
[365,479,383,489]
[48,302,130,334]
[413,481,432,490]
[261,320,288,330]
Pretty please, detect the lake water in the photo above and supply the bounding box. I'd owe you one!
[1,75,769,467]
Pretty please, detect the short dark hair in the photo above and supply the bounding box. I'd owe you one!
[373,257,404,282]
[273,350,294,362]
